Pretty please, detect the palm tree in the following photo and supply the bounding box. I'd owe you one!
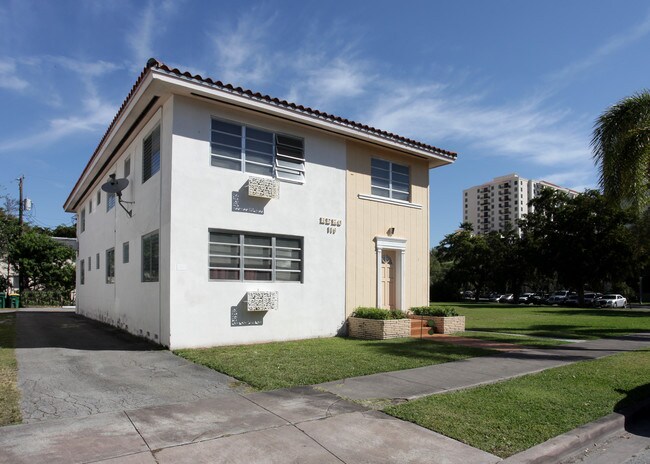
[591,90,650,212]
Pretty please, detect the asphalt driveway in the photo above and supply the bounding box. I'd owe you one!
[15,310,243,423]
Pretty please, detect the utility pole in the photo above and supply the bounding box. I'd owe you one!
[17,175,24,295]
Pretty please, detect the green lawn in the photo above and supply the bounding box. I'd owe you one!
[386,348,650,458]
[459,330,567,348]
[176,337,492,391]
[436,303,650,340]
[0,312,21,425]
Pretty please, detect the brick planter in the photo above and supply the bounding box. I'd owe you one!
[409,315,466,335]
[348,317,411,340]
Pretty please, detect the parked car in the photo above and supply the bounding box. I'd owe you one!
[564,293,580,306]
[499,294,514,303]
[583,292,601,307]
[488,293,503,303]
[547,290,570,305]
[596,294,627,308]
[529,293,548,305]
[519,292,535,304]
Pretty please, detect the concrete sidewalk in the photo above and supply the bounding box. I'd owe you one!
[3,321,650,463]
[317,333,650,401]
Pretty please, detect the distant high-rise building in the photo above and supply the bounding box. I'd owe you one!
[462,173,579,235]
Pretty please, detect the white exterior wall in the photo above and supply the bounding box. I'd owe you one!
[76,106,172,345]
[167,96,347,349]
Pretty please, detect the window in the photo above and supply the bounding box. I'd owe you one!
[89,200,92,214]
[97,191,101,205]
[209,231,302,282]
[80,209,86,233]
[123,241,130,263]
[210,119,305,181]
[107,192,115,211]
[142,230,159,282]
[370,158,410,201]
[96,253,100,269]
[88,256,91,271]
[143,126,161,183]
[106,248,115,284]
[124,157,131,178]
[80,260,85,285]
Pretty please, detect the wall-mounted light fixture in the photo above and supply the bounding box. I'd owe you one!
[387,227,395,236]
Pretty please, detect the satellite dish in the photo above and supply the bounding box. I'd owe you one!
[101,174,129,195]
[100,174,134,217]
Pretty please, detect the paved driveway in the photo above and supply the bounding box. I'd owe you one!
[16,310,243,423]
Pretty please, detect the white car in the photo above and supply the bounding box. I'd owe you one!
[596,294,627,308]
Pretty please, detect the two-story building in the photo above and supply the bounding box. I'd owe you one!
[64,59,456,349]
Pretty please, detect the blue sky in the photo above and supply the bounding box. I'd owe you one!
[1,0,649,245]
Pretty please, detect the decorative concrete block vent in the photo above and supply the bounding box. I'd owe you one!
[248,176,279,199]
[348,317,411,340]
[246,291,278,312]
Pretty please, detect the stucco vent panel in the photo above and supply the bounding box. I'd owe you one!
[247,291,278,311]
[248,176,279,199]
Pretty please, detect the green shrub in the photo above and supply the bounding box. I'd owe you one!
[411,306,460,317]
[352,307,407,320]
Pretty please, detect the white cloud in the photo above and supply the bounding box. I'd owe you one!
[0,58,29,91]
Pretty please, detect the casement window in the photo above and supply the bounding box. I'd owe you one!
[107,192,115,211]
[123,241,130,264]
[210,119,305,182]
[80,209,86,233]
[97,191,101,205]
[209,231,302,282]
[370,158,410,201]
[96,252,100,269]
[106,248,115,284]
[124,157,131,178]
[142,230,159,282]
[80,260,85,285]
[142,126,161,183]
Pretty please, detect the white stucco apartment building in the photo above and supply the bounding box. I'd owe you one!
[64,59,456,349]
[463,173,579,235]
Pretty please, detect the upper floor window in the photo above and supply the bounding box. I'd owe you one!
[107,192,115,212]
[88,199,92,214]
[124,157,131,178]
[209,231,302,282]
[371,158,410,201]
[80,209,86,233]
[142,126,161,184]
[97,190,101,205]
[80,260,85,285]
[210,119,305,182]
[123,241,130,264]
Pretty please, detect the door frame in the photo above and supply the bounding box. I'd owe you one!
[375,236,406,310]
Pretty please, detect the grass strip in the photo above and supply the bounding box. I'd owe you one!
[436,303,650,340]
[386,348,650,458]
[460,330,568,348]
[176,337,493,391]
[0,312,21,425]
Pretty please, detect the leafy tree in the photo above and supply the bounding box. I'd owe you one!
[10,230,76,293]
[592,90,650,212]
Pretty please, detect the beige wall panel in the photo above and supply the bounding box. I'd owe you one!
[345,141,430,315]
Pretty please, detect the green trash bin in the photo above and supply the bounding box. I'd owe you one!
[0,292,5,308]
[9,294,19,308]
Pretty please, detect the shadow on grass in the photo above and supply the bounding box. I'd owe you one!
[470,325,650,341]
[615,383,650,438]
[350,338,495,360]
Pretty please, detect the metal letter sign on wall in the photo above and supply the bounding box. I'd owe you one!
[248,176,280,199]
[247,291,279,311]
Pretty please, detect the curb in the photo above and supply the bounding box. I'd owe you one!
[502,397,650,463]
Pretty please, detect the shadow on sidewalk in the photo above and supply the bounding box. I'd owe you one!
[615,384,650,438]
[15,311,162,351]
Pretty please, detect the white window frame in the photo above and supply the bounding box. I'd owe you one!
[370,158,410,201]
[80,208,86,233]
[210,118,305,183]
[208,230,303,282]
[142,230,159,282]
[106,248,115,284]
